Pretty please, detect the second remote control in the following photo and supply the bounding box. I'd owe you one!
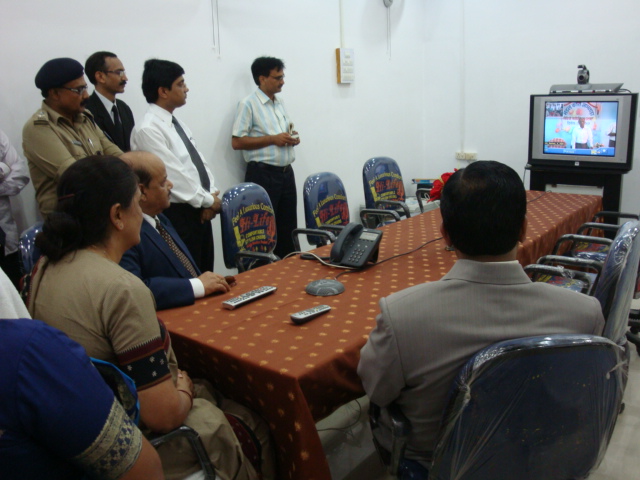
[291,305,332,324]
[222,286,277,310]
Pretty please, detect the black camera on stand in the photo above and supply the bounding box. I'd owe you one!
[577,65,590,85]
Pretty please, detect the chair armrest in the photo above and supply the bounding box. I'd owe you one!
[369,402,411,476]
[149,425,216,479]
[291,228,337,251]
[416,188,431,214]
[577,222,621,236]
[551,234,613,255]
[375,200,411,219]
[234,251,280,273]
[360,209,401,229]
[388,404,411,476]
[524,264,593,294]
[593,211,639,221]
[319,224,345,236]
[538,254,603,274]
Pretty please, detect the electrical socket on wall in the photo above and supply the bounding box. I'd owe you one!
[455,152,478,161]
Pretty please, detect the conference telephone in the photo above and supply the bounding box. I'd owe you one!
[330,223,383,268]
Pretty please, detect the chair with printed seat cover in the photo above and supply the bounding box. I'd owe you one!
[302,172,351,247]
[362,157,411,227]
[302,171,400,248]
[528,254,603,295]
[528,220,639,296]
[523,264,593,294]
[19,221,43,275]
[551,211,639,262]
[370,334,626,480]
[90,359,218,479]
[220,182,279,273]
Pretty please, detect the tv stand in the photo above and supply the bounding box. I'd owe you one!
[528,165,622,218]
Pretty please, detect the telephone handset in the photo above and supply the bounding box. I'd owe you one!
[330,222,383,268]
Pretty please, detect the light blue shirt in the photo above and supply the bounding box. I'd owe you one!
[232,89,295,167]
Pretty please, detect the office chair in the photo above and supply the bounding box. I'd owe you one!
[302,172,351,247]
[527,220,637,296]
[18,221,43,274]
[592,220,640,346]
[220,182,280,273]
[362,157,413,227]
[370,334,625,480]
[526,254,603,295]
[301,171,400,248]
[90,359,217,479]
[523,264,593,294]
[550,211,638,262]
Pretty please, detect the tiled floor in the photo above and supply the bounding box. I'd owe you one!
[320,339,640,480]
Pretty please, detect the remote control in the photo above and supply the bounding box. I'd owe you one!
[291,305,332,325]
[222,286,277,310]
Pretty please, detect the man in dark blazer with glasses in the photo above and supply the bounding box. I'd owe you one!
[85,51,135,151]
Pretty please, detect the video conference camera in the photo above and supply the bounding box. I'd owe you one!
[577,65,590,85]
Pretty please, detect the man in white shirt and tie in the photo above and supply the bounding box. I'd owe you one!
[132,59,221,272]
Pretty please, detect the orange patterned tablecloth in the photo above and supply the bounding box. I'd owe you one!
[159,191,601,480]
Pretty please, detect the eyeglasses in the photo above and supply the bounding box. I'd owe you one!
[59,85,88,95]
[269,74,285,81]
[104,70,126,77]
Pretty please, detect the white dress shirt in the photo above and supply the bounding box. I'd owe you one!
[132,104,216,208]
[571,124,593,148]
[142,213,205,298]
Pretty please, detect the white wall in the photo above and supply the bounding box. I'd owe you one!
[1,0,639,275]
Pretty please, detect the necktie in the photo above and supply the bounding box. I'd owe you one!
[171,116,211,191]
[111,104,125,147]
[156,219,199,278]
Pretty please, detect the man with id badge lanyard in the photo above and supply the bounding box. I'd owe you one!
[232,56,300,258]
[23,57,123,217]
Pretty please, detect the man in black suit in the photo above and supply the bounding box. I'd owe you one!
[85,51,135,151]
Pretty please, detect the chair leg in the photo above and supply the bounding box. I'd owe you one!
[626,330,640,356]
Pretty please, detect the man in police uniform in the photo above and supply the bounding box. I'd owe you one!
[22,57,123,217]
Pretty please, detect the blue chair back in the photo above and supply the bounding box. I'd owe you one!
[303,172,350,246]
[362,157,406,209]
[220,182,277,270]
[19,221,43,274]
[594,220,640,344]
[430,334,625,480]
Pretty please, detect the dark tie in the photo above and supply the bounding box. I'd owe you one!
[156,218,199,278]
[171,116,211,191]
[111,104,125,147]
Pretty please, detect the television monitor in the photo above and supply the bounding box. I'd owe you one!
[528,93,638,172]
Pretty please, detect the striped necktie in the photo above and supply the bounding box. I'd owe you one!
[155,218,198,278]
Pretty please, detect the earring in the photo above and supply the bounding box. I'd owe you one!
[117,222,124,230]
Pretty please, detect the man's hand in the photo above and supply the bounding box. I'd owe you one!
[200,195,222,223]
[198,272,233,296]
[271,132,300,147]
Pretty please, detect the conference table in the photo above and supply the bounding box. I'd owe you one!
[160,191,602,480]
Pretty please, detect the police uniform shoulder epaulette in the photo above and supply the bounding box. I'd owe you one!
[33,110,49,126]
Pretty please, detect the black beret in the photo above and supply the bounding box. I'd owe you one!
[35,58,84,91]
